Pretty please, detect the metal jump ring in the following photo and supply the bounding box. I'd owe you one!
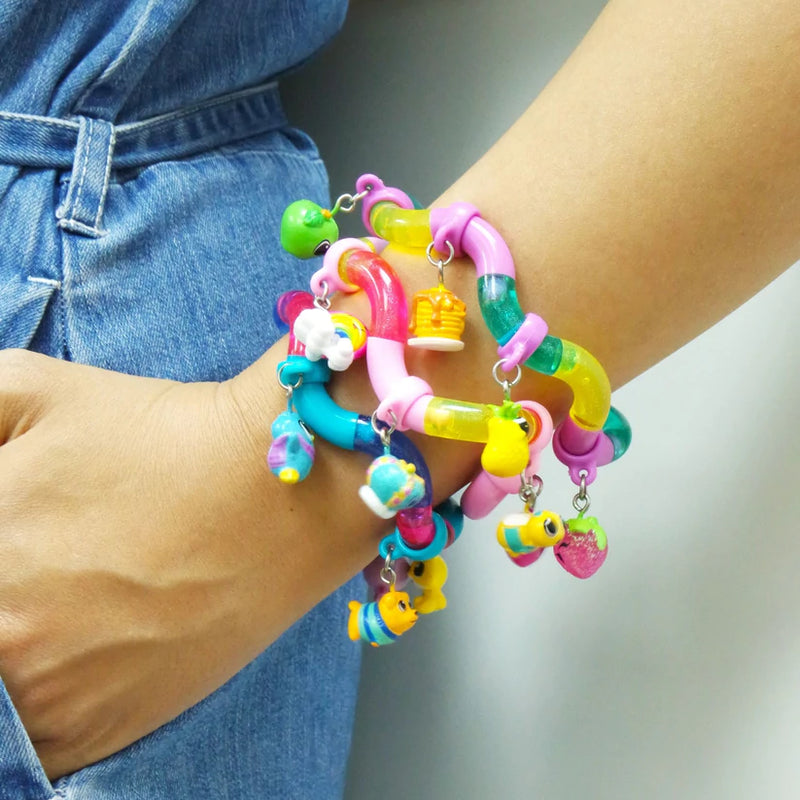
[370,409,398,447]
[380,545,397,587]
[425,240,455,284]
[572,492,591,514]
[330,188,369,216]
[314,280,331,310]
[492,359,522,391]
[277,363,304,393]
[572,470,591,514]
[519,473,543,509]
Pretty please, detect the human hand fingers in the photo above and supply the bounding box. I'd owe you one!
[0,352,273,778]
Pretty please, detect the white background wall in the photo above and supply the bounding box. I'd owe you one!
[283,2,800,798]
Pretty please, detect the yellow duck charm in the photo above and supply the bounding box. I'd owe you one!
[408,556,448,614]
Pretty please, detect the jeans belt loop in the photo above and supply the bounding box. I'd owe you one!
[55,116,116,238]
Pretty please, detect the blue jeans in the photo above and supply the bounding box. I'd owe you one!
[1,1,360,797]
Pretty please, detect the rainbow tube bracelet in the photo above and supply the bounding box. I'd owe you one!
[271,175,631,646]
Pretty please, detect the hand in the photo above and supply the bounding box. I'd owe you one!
[0,349,315,779]
[0,293,498,780]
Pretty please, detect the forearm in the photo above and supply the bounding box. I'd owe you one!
[434,0,800,388]
[234,0,800,575]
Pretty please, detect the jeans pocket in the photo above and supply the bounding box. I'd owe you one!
[0,275,57,350]
[0,677,55,800]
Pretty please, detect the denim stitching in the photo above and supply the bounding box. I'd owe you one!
[57,224,72,362]
[144,148,326,173]
[1,82,284,179]
[0,80,278,138]
[94,124,116,230]
[114,80,279,137]
[58,218,103,237]
[0,110,79,131]
[70,117,94,224]
[27,276,62,288]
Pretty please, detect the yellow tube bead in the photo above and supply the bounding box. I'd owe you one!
[553,340,611,431]
[422,399,539,444]
[423,398,494,441]
[370,203,432,248]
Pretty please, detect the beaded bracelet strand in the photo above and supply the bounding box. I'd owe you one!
[271,175,631,646]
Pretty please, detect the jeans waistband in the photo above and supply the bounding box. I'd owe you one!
[0,81,286,237]
[0,80,286,172]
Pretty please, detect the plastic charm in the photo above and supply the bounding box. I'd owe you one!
[359,454,426,519]
[348,588,418,647]
[408,284,467,350]
[554,514,608,579]
[496,510,565,559]
[267,411,315,484]
[293,306,354,371]
[408,242,466,351]
[408,556,448,614]
[480,400,533,478]
[280,199,340,259]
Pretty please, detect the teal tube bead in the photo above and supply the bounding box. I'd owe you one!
[477,274,563,375]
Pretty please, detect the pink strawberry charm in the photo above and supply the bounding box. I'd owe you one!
[508,548,546,568]
[554,515,608,579]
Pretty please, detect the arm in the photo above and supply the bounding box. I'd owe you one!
[2,0,798,778]
[428,0,800,389]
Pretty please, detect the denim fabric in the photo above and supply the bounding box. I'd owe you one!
[0,1,347,122]
[0,1,361,798]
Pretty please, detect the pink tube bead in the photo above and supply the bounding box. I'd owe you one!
[460,470,512,520]
[367,337,432,432]
[557,415,601,455]
[396,505,437,550]
[276,290,315,356]
[357,174,414,236]
[333,246,433,431]
[342,250,409,342]
[461,217,517,279]
[496,312,548,370]
[364,236,389,253]
[430,202,482,258]
[310,238,372,297]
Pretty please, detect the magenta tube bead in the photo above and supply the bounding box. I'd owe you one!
[552,417,616,484]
